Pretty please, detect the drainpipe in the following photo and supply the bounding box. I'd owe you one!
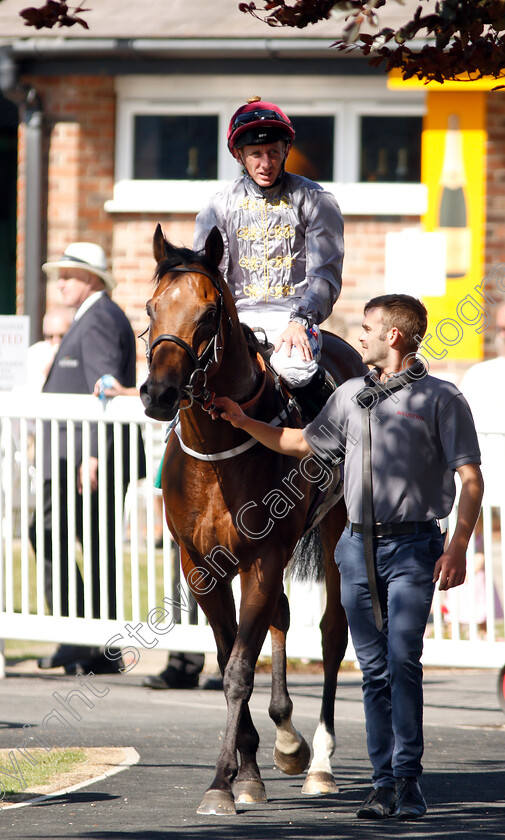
[21,88,44,344]
[0,49,44,343]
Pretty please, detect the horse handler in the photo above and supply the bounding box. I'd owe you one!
[212,293,484,821]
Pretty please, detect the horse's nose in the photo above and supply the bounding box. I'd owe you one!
[140,377,180,420]
[139,380,152,408]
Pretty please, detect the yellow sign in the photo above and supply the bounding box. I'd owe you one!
[419,91,486,362]
[388,70,505,91]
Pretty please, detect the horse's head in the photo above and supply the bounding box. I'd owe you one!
[140,224,226,421]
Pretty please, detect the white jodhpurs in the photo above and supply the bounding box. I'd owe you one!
[238,306,322,389]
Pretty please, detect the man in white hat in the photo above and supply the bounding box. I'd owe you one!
[29,242,145,674]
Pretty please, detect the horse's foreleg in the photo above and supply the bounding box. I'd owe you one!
[176,555,244,816]
[269,590,310,776]
[200,600,266,809]
[198,568,282,815]
[302,504,348,796]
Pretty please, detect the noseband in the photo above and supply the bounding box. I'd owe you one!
[142,265,230,411]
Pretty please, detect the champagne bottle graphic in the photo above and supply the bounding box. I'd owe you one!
[436,114,471,278]
[395,147,408,182]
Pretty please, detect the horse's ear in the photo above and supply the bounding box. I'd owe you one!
[204,226,224,271]
[153,223,167,265]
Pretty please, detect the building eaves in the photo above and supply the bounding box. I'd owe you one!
[0,0,424,41]
[7,36,356,60]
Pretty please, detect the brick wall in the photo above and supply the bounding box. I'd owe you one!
[18,74,116,312]
[484,92,505,357]
[327,217,419,351]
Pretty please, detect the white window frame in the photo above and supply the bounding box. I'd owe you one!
[347,101,427,183]
[106,74,427,217]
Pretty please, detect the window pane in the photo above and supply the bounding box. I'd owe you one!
[360,116,422,183]
[134,115,218,179]
[287,116,334,181]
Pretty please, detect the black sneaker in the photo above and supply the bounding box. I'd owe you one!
[38,644,98,670]
[141,666,199,689]
[357,786,396,819]
[394,777,427,820]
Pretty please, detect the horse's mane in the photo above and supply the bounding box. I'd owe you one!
[153,245,221,288]
[153,241,275,370]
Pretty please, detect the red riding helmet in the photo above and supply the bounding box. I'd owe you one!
[227,97,295,152]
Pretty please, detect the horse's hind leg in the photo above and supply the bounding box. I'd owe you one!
[269,589,311,776]
[302,501,348,796]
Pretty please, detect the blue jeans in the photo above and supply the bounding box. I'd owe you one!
[335,524,445,787]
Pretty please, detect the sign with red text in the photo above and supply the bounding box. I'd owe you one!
[0,316,30,390]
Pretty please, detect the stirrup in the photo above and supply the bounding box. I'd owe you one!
[251,326,274,361]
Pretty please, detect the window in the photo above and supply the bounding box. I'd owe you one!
[287,116,335,182]
[130,110,338,182]
[360,116,423,183]
[110,76,426,216]
[134,115,219,180]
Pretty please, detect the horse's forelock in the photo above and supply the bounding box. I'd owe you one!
[153,245,222,289]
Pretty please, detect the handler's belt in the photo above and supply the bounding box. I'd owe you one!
[346,519,435,538]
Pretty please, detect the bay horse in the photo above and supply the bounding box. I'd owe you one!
[140,224,366,816]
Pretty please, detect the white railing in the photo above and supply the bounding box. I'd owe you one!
[424,432,505,668]
[0,393,504,672]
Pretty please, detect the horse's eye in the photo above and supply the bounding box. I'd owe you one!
[202,308,216,325]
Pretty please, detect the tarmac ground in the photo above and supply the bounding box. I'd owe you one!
[0,652,504,840]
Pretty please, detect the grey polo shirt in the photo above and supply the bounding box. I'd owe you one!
[303,367,481,524]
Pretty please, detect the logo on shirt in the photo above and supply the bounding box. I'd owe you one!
[397,410,425,422]
[59,357,79,368]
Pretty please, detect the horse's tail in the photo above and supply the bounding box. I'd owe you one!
[287,526,325,583]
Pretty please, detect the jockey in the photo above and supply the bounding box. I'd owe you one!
[193,97,345,412]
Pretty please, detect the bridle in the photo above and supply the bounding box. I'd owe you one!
[140,265,231,412]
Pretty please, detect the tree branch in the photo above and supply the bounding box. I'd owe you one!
[239,0,505,82]
[19,1,89,30]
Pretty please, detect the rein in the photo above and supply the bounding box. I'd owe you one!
[144,263,291,460]
[142,265,229,412]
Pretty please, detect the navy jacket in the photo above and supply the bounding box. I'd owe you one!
[42,293,144,482]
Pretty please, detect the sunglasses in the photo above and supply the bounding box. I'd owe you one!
[232,109,288,130]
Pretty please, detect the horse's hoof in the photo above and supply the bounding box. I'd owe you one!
[273,736,311,776]
[234,779,267,803]
[196,789,236,815]
[301,770,339,795]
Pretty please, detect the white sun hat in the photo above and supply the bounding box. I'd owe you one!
[42,242,116,290]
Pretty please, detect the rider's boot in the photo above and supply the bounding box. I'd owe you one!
[293,365,336,420]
